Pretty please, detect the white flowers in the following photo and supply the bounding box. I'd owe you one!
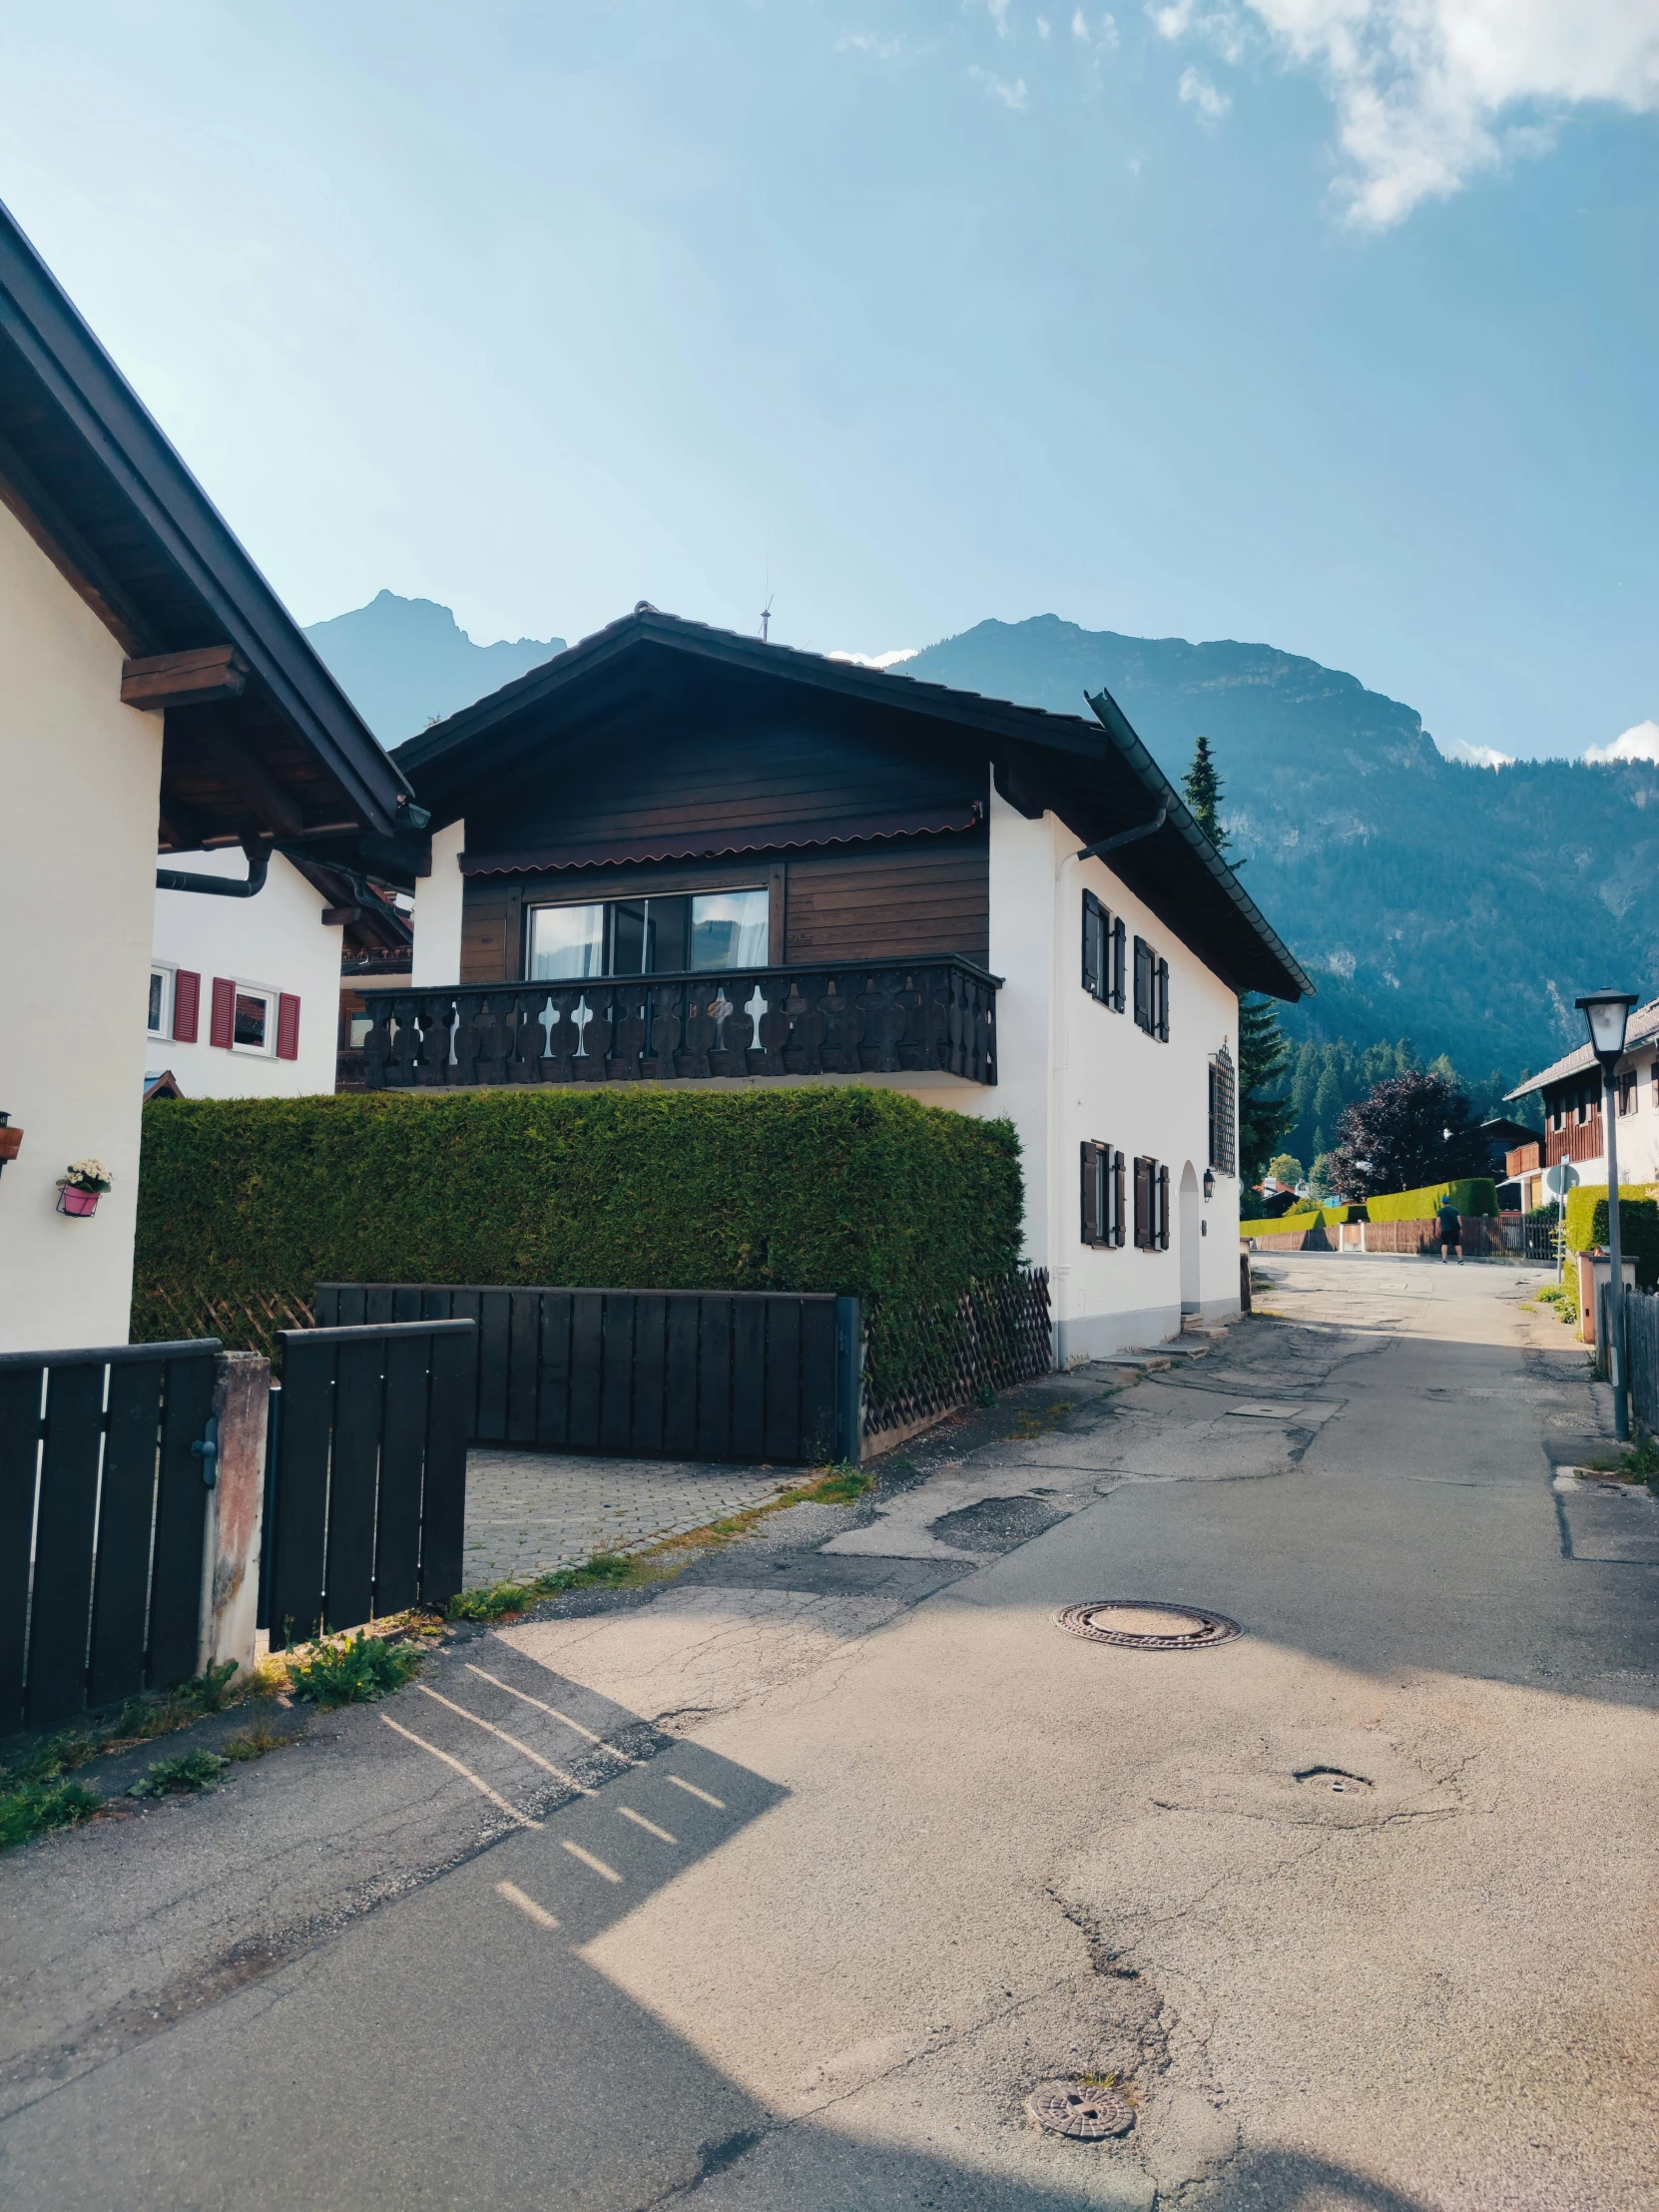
[63,1158,114,1192]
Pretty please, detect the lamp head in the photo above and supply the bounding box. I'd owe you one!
[1203,1167,1215,1202]
[1574,990,1637,1068]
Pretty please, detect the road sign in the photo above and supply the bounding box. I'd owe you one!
[1543,1162,1579,1199]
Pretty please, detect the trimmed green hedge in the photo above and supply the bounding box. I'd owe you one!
[1564,1189,1659,1289]
[133,1090,1025,1365]
[1365,1178,1497,1222]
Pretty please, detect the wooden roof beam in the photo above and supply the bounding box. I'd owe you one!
[122,643,249,711]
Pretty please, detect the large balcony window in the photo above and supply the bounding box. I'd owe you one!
[528,888,769,980]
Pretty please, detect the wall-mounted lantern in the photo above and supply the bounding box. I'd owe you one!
[1203,1168,1215,1202]
[0,1112,20,1180]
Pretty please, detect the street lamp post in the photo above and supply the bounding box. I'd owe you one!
[1575,990,1637,1442]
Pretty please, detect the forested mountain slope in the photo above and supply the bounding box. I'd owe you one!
[902,618,1659,1082]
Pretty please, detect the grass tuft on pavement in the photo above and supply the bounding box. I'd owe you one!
[128,1749,228,1798]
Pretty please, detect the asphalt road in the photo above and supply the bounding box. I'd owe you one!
[3,1259,1655,2210]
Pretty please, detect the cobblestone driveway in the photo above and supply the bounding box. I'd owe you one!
[461,1448,801,1589]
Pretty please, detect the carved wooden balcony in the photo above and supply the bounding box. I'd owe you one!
[360,956,999,1090]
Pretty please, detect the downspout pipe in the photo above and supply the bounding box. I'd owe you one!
[1074,800,1168,864]
[157,835,270,898]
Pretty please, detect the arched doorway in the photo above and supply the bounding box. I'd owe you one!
[1179,1161,1201,1315]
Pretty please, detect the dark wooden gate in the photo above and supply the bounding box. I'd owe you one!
[0,1339,221,1733]
[312,1285,860,1465]
[265,1319,474,1648]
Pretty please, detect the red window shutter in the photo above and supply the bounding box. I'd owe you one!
[210,977,235,1049]
[174,970,201,1043]
[276,993,300,1060]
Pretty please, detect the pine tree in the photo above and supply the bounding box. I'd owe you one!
[1238,993,1295,1182]
[1182,734,1229,851]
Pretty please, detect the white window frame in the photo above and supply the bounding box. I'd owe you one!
[231,981,279,1058]
[148,963,175,1040]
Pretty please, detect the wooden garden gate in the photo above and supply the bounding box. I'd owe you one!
[0,1339,221,1733]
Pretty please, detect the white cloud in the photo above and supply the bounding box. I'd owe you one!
[1074,7,1122,43]
[1436,734,1515,767]
[827,648,921,669]
[1038,12,1052,35]
[970,63,1031,104]
[1179,64,1232,117]
[1152,0,1196,32]
[836,30,906,58]
[986,0,1014,36]
[1584,719,1659,765]
[1204,1,1659,228]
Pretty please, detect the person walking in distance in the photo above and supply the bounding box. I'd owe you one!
[1436,1192,1462,1264]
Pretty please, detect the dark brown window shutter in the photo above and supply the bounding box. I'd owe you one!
[173,969,201,1043]
[1156,958,1170,1041]
[1111,918,1126,1011]
[210,976,235,1049]
[1080,1140,1098,1244]
[1133,937,1150,1030]
[1082,892,1101,1000]
[1158,1165,1171,1249]
[1113,1149,1127,1245]
[1134,1155,1150,1248]
[276,993,300,1060]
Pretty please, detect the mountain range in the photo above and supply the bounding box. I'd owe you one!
[305,595,1659,1089]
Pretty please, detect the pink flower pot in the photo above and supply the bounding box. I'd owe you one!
[58,1185,100,1218]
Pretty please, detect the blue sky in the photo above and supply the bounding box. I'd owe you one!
[3,1,1655,761]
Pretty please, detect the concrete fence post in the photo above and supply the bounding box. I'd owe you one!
[198,1352,271,1680]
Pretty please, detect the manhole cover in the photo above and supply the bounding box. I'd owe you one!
[1295,1766,1372,1794]
[1024,2080,1134,2139]
[1057,1601,1242,1651]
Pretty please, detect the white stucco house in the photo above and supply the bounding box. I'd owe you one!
[379,610,1314,1362]
[1505,998,1659,1211]
[0,201,424,1354]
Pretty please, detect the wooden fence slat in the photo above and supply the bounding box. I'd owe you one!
[507,1293,540,1443]
[762,1300,801,1462]
[312,1286,341,1326]
[599,1296,636,1452]
[663,1296,701,1456]
[568,1294,605,1449]
[535,1293,572,1448]
[23,1367,105,1730]
[86,1362,166,1710]
[0,1370,41,1730]
[324,1337,384,1633]
[632,1296,667,1456]
[271,1337,335,1647]
[373,1334,429,1615]
[731,1299,768,1461]
[419,1330,472,1609]
[798,1299,837,1463]
[697,1299,733,1459]
[476,1291,511,1441]
[338,1286,368,1327]
[144,1353,216,1696]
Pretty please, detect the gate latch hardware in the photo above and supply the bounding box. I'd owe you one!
[192,1414,220,1489]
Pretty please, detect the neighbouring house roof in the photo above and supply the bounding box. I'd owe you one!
[143,1070,184,1101]
[393,606,1315,1003]
[1506,998,1659,1100]
[0,198,424,884]
[284,853,416,961]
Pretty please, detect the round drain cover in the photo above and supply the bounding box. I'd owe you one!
[1024,2079,1134,2139]
[1057,1601,1242,1651]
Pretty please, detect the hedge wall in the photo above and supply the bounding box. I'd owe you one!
[133,1090,1026,1369]
[1366,1178,1497,1223]
[1563,1188,1659,1288]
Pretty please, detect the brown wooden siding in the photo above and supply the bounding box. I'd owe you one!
[784,839,987,965]
[465,720,984,857]
[455,830,988,982]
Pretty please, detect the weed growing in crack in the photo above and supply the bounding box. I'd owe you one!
[222,1712,301,1762]
[286,1633,425,1709]
[128,1750,228,1798]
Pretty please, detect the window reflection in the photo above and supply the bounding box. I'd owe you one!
[527,888,769,977]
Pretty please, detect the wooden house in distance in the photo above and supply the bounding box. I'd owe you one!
[387,606,1313,1362]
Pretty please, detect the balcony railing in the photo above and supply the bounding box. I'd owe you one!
[359,956,999,1091]
[1505,1142,1541,1176]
